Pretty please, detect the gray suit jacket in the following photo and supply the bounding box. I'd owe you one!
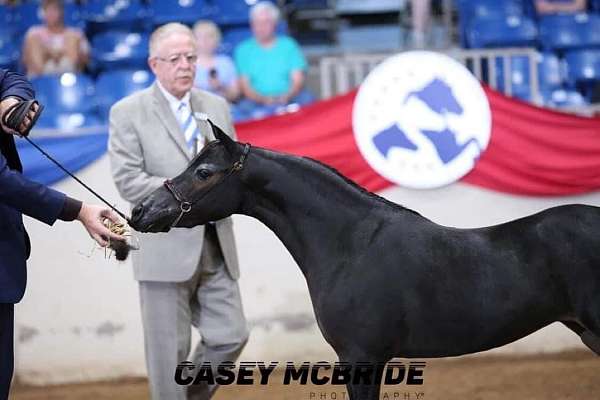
[108,83,240,282]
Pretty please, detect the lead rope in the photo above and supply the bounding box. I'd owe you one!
[22,135,131,223]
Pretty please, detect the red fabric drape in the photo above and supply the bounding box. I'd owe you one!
[235,87,600,196]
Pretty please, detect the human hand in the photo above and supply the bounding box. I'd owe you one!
[0,98,40,136]
[77,204,126,247]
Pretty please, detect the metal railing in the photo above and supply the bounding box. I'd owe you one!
[319,48,541,102]
[453,47,540,100]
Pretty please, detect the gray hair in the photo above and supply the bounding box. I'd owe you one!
[192,20,222,44]
[250,1,280,22]
[149,22,197,58]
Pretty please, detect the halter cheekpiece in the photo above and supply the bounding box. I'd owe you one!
[164,142,250,228]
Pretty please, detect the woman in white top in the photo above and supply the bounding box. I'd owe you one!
[22,0,89,77]
[193,20,240,102]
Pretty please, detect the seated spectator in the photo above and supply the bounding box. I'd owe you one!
[193,20,240,102]
[22,0,89,77]
[533,0,587,15]
[234,1,313,120]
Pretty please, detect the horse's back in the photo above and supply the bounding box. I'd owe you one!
[505,203,600,254]
[393,204,600,356]
[529,204,600,304]
[471,203,600,322]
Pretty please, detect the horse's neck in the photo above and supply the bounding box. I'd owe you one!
[239,149,387,276]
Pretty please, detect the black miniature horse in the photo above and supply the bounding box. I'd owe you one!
[130,124,600,400]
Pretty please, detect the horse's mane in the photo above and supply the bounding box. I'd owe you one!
[300,156,422,217]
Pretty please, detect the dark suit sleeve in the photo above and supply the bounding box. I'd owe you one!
[0,69,34,101]
[0,151,67,225]
[0,70,82,223]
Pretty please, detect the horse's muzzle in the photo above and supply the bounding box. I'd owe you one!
[128,202,175,233]
[129,203,145,231]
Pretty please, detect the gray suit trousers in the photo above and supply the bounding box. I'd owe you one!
[139,226,249,400]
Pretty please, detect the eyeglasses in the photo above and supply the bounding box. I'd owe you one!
[155,53,198,66]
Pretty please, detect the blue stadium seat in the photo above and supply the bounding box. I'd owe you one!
[564,49,600,84]
[582,14,600,48]
[538,13,600,51]
[95,69,153,118]
[540,88,588,108]
[90,31,149,72]
[537,52,564,92]
[149,0,212,26]
[457,0,525,47]
[31,73,96,114]
[220,27,252,55]
[35,111,104,132]
[0,30,19,70]
[467,15,537,48]
[287,0,329,8]
[14,1,84,32]
[0,4,16,27]
[83,0,152,34]
[491,53,565,102]
[470,0,523,20]
[219,22,287,55]
[276,20,289,35]
[495,56,531,101]
[212,0,251,27]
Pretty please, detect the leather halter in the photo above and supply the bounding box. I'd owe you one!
[163,142,250,228]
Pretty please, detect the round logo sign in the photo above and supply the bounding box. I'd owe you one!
[352,51,491,189]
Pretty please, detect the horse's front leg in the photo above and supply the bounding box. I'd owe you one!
[346,380,382,400]
[338,351,387,400]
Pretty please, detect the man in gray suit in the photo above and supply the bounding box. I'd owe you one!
[108,23,249,400]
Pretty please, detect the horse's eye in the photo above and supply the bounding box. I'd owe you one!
[196,168,212,179]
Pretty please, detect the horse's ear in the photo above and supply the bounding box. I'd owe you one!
[210,121,238,155]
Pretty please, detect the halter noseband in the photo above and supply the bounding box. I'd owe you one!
[163,142,250,228]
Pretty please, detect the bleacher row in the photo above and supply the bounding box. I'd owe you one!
[4,0,600,132]
[31,69,151,130]
[0,0,266,72]
[459,0,600,107]
[0,0,269,131]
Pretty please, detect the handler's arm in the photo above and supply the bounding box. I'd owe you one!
[108,104,167,205]
[0,70,34,101]
[0,70,75,224]
[0,70,123,245]
[0,151,70,225]
[0,70,39,135]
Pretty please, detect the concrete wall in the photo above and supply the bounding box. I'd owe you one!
[15,155,598,384]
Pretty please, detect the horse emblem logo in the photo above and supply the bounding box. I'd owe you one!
[353,51,492,189]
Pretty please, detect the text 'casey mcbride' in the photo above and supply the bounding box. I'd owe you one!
[175,361,426,386]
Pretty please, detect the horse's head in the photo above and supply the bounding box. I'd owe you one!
[129,124,249,233]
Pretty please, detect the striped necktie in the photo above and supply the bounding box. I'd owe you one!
[177,101,202,154]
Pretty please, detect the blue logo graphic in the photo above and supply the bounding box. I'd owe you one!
[372,78,482,165]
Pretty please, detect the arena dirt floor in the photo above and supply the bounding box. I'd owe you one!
[10,350,600,400]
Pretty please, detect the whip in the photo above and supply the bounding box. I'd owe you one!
[21,135,131,222]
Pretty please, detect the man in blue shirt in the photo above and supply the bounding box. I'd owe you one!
[0,69,125,400]
[234,1,313,120]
